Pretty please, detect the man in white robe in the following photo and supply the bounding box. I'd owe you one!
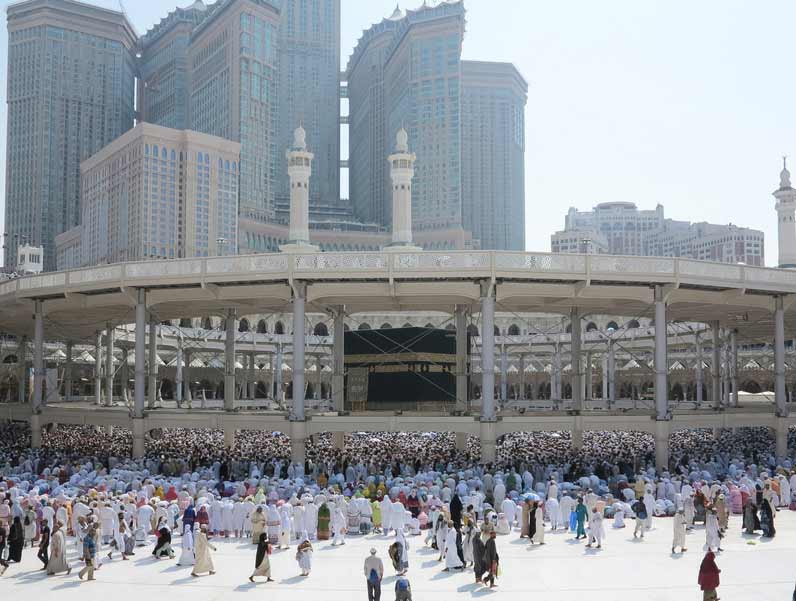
[381,497,393,535]
[191,526,216,576]
[442,525,463,570]
[546,497,562,531]
[391,500,406,535]
[532,503,545,544]
[672,508,687,554]
[501,497,517,530]
[332,506,347,546]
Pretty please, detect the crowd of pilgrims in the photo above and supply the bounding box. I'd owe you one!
[0,422,793,597]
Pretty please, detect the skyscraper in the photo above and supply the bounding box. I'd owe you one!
[461,61,527,250]
[348,2,466,236]
[346,2,526,251]
[275,0,340,211]
[139,0,281,220]
[5,0,137,270]
[138,1,209,129]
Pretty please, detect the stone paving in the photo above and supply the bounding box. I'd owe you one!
[2,510,795,600]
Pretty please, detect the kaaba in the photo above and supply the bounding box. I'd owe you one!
[344,327,459,410]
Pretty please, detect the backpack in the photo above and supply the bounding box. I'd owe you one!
[634,502,647,519]
[397,578,409,591]
[368,568,379,583]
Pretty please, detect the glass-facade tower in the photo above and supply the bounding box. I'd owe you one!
[5,0,137,270]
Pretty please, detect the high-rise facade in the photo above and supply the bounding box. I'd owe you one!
[275,0,340,211]
[461,61,527,250]
[139,0,280,220]
[138,1,208,129]
[56,123,240,268]
[346,2,526,250]
[5,0,137,270]
[551,202,765,265]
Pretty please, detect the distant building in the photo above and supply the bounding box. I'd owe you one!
[275,0,341,211]
[461,61,527,250]
[345,1,526,251]
[5,0,138,270]
[55,123,240,269]
[139,0,281,221]
[551,202,764,265]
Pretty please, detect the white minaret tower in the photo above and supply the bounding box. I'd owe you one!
[384,128,421,251]
[774,157,796,268]
[281,124,317,252]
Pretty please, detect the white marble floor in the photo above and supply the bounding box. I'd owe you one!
[2,511,795,600]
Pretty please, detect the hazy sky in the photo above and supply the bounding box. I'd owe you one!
[1,0,795,265]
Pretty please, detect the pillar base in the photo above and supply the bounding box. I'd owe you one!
[654,420,671,474]
[224,428,236,449]
[105,425,114,436]
[571,415,583,450]
[479,421,496,463]
[132,418,146,459]
[776,418,789,460]
[30,413,42,449]
[332,431,345,450]
[290,420,307,465]
[455,432,468,452]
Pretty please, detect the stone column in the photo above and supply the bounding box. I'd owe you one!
[148,320,158,409]
[479,281,496,420]
[224,427,235,449]
[275,344,284,404]
[654,286,668,420]
[332,306,345,412]
[292,283,307,420]
[315,355,322,400]
[455,305,468,409]
[570,308,582,411]
[290,419,307,465]
[519,353,526,400]
[17,336,27,404]
[248,352,257,399]
[730,329,739,407]
[499,344,508,403]
[32,300,44,413]
[105,324,115,406]
[711,321,721,408]
[134,289,146,419]
[455,432,468,452]
[132,418,145,459]
[225,308,237,411]
[722,330,731,407]
[479,419,496,463]
[30,413,42,448]
[175,336,184,407]
[64,341,73,401]
[585,351,593,401]
[601,354,608,400]
[695,332,703,405]
[94,331,102,406]
[776,417,788,459]
[608,340,616,405]
[121,349,129,405]
[654,419,671,473]
[572,415,583,449]
[551,346,561,400]
[774,296,788,416]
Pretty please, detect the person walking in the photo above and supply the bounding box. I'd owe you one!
[248,533,273,583]
[364,547,384,601]
[394,574,412,601]
[78,526,97,581]
[482,530,499,588]
[698,550,721,601]
[37,523,50,569]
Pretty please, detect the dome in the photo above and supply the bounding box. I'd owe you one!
[293,124,307,150]
[781,157,791,189]
[187,0,207,10]
[395,128,409,152]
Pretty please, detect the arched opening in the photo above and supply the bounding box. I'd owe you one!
[203,317,213,330]
[627,319,640,329]
[380,323,393,330]
[161,320,173,326]
[238,318,250,333]
[256,319,268,334]
[358,323,371,331]
[606,321,619,332]
[313,322,329,336]
[586,322,598,332]
[424,322,435,329]
[179,318,193,328]
[160,379,174,399]
[742,380,762,394]
[343,324,350,332]
[494,325,500,336]
[402,322,413,329]
[507,324,520,336]
[274,321,285,335]
[467,324,479,336]
[445,323,455,331]
[2,355,17,364]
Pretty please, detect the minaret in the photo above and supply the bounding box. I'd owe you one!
[774,157,796,268]
[281,125,317,252]
[384,128,421,251]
